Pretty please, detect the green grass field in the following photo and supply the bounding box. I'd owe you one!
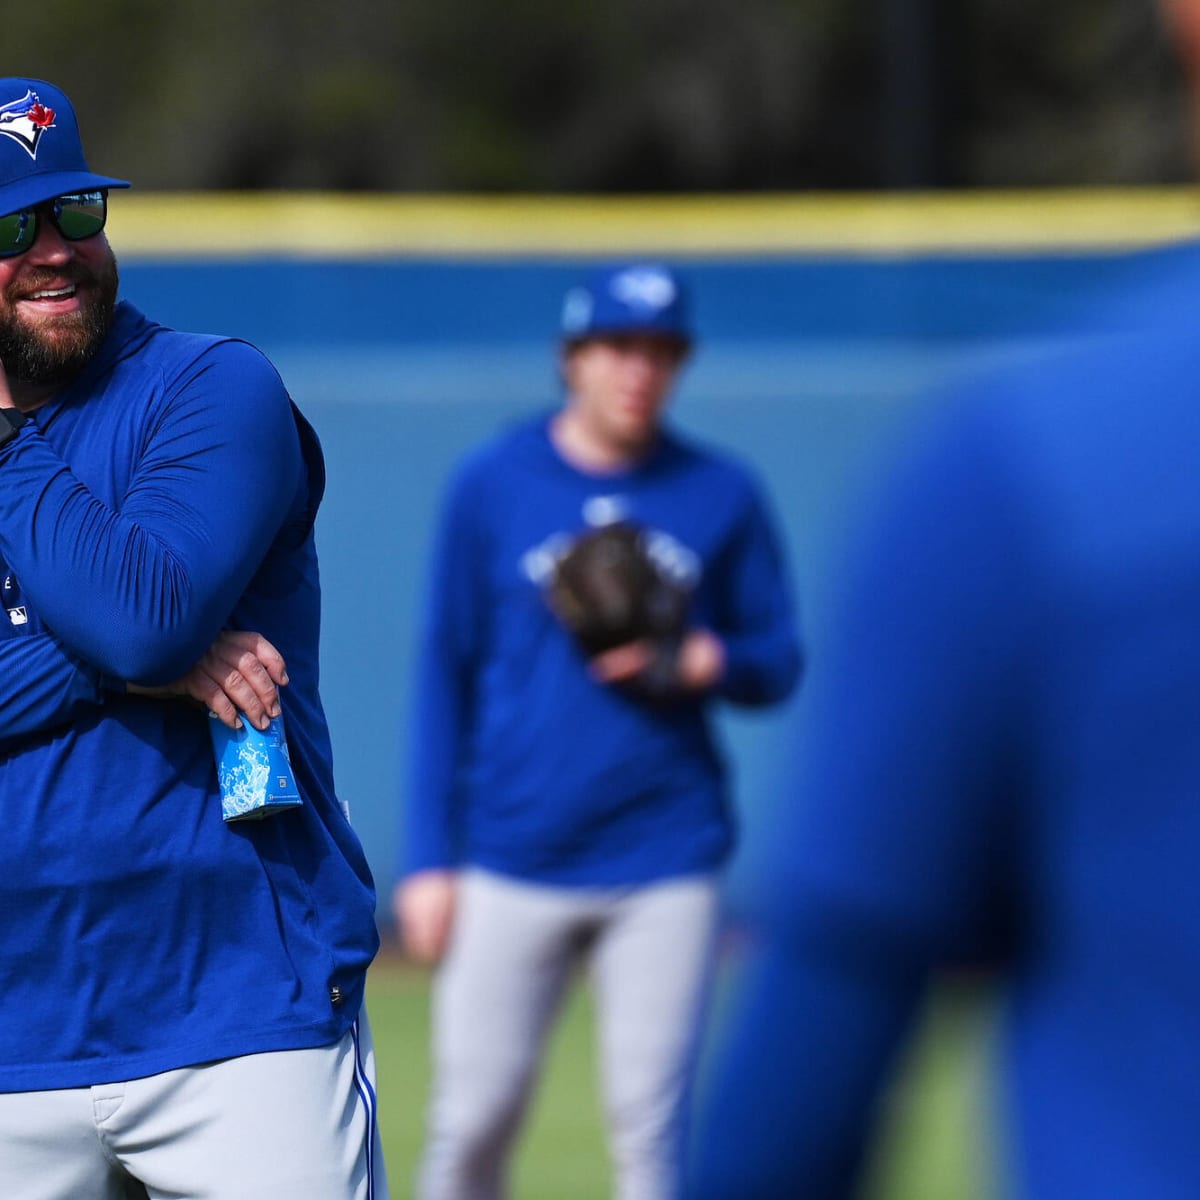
[366,955,1001,1199]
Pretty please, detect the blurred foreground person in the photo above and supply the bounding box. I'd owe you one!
[682,245,1200,1199]
[394,263,801,1200]
[0,79,385,1198]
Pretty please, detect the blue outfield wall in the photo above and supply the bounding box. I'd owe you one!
[115,244,1185,924]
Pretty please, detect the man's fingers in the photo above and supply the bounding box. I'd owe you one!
[404,920,439,965]
[589,640,654,682]
[194,670,243,730]
[190,658,274,730]
[208,666,273,730]
[218,630,288,685]
[195,632,289,729]
[223,653,281,722]
[407,912,451,965]
[398,873,457,965]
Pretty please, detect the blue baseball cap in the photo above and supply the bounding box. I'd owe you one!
[0,79,130,216]
[560,262,693,348]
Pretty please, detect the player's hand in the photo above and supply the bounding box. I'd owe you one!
[588,638,655,684]
[127,630,289,731]
[675,629,726,691]
[589,630,725,691]
[395,870,458,965]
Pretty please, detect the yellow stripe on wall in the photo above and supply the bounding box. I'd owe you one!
[103,189,1200,260]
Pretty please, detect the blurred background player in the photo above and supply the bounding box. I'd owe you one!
[0,78,385,1198]
[393,262,802,1200]
[679,230,1200,1196]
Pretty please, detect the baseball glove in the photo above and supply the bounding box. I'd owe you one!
[545,521,691,696]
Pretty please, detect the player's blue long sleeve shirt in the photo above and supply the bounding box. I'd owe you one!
[684,298,1200,1198]
[402,413,801,886]
[0,631,107,751]
[0,302,378,1091]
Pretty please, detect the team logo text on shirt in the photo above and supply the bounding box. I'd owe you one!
[520,498,701,590]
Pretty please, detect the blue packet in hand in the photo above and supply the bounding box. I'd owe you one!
[208,710,303,822]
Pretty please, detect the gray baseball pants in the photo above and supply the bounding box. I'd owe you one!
[0,1008,388,1199]
[418,868,719,1200]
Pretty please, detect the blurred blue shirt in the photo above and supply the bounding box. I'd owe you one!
[684,244,1200,1199]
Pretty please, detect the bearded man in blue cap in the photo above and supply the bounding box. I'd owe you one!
[393,262,802,1200]
[0,80,387,1199]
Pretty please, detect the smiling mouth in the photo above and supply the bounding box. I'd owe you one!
[25,285,79,302]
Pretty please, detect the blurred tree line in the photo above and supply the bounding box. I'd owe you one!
[7,0,1194,191]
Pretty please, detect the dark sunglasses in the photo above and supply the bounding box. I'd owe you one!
[0,190,108,259]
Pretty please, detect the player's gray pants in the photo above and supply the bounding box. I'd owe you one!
[0,1007,388,1200]
[418,868,719,1200]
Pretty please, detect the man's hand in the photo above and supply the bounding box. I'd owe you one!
[394,870,458,965]
[127,630,288,731]
[675,629,726,690]
[588,638,656,684]
[589,629,725,692]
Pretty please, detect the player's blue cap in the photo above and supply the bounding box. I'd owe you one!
[560,262,693,348]
[0,79,130,216]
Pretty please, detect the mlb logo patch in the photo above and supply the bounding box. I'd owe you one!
[7,606,28,626]
[0,89,56,159]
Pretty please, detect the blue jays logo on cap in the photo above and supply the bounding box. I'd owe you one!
[0,89,57,160]
[609,266,679,313]
[561,261,693,346]
[0,78,131,215]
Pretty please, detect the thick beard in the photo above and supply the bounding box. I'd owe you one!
[0,251,120,388]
